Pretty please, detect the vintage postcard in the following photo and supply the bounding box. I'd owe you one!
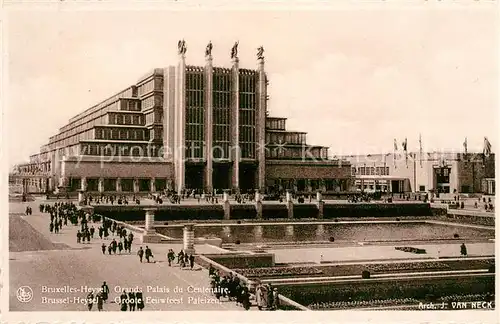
[1,1,498,323]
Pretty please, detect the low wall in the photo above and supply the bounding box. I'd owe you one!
[92,203,432,221]
[277,274,495,307]
[202,253,275,269]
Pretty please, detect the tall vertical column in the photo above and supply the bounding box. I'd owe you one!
[256,56,267,192]
[175,51,187,194]
[316,191,324,219]
[183,224,195,255]
[223,190,231,220]
[133,178,139,193]
[150,178,156,193]
[81,177,87,191]
[98,177,104,194]
[231,57,240,191]
[255,190,263,219]
[286,190,294,219]
[204,54,214,192]
[116,178,122,192]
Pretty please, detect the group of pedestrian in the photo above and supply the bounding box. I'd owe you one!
[25,206,33,215]
[137,246,154,263]
[119,290,145,311]
[176,250,195,269]
[255,282,280,311]
[209,268,251,310]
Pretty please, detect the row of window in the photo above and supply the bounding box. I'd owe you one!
[270,178,348,191]
[80,143,161,157]
[17,162,51,174]
[119,100,141,111]
[352,167,390,176]
[213,92,231,109]
[145,110,163,125]
[141,95,163,111]
[65,87,134,131]
[138,78,163,97]
[108,113,145,126]
[266,132,306,145]
[266,118,286,130]
[94,128,148,141]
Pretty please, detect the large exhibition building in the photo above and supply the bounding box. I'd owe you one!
[11,42,352,195]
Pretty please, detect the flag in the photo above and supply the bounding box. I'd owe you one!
[393,139,398,168]
[402,138,408,167]
[419,134,423,167]
[483,137,492,157]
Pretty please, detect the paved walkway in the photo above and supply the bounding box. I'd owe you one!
[9,201,244,311]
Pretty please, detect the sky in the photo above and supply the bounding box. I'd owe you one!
[5,8,499,166]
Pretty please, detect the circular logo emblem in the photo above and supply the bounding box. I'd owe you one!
[16,286,33,303]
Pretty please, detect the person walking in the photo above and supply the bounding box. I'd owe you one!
[120,290,128,311]
[189,254,195,269]
[145,246,153,263]
[96,292,104,311]
[87,291,94,311]
[101,243,106,255]
[101,281,110,303]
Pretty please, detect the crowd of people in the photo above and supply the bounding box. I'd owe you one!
[83,194,141,206]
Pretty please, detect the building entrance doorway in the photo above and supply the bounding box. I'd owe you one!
[213,164,231,190]
[239,164,256,192]
[185,165,204,190]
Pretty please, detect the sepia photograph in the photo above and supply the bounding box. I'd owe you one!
[2,2,498,322]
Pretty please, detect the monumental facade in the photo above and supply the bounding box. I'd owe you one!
[11,42,352,195]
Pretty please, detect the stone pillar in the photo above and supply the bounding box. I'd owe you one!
[133,178,139,193]
[78,190,85,206]
[98,177,104,194]
[81,177,87,192]
[142,208,161,243]
[286,190,294,219]
[256,56,267,191]
[231,56,240,190]
[145,208,155,232]
[116,178,122,192]
[316,191,324,219]
[204,54,214,192]
[316,224,325,237]
[150,178,156,193]
[183,224,195,255]
[223,190,231,220]
[255,190,263,219]
[174,51,187,194]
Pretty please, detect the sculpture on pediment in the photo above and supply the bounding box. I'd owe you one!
[230,41,239,59]
[177,39,187,55]
[257,46,264,60]
[205,41,213,57]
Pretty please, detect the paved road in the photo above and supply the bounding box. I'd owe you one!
[9,201,244,311]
